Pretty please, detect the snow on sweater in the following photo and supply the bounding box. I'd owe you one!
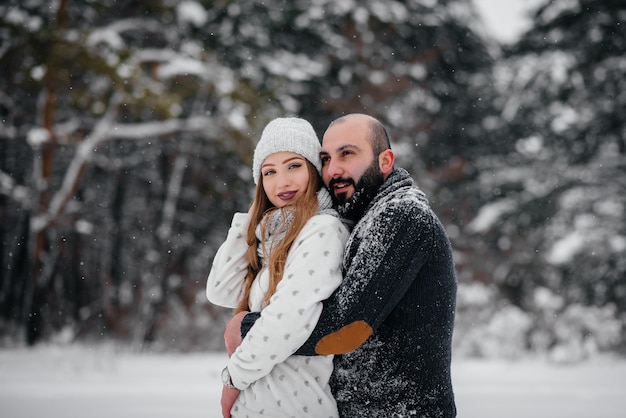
[295,168,458,417]
[207,212,350,418]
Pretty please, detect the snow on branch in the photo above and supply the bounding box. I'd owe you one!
[87,18,173,50]
[31,107,214,233]
[105,116,212,140]
[157,152,189,241]
[468,198,517,233]
[0,169,32,209]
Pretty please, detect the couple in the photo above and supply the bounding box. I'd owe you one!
[207,114,457,417]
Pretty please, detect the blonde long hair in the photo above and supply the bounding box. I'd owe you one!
[235,161,322,313]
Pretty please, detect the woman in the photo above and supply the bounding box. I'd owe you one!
[207,117,349,417]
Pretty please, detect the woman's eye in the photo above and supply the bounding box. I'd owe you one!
[263,170,275,176]
[288,163,302,170]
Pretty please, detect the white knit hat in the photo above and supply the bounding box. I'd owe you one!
[252,117,322,185]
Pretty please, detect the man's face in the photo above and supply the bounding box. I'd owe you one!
[320,119,384,220]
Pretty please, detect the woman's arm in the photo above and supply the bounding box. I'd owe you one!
[226,215,349,389]
[206,213,251,309]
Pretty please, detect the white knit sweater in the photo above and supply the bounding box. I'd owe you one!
[207,212,349,417]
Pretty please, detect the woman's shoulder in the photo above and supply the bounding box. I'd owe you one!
[288,213,349,259]
[302,213,350,238]
[309,212,346,227]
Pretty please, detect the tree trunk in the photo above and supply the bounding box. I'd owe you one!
[25,0,70,345]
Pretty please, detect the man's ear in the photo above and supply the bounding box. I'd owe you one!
[378,149,395,178]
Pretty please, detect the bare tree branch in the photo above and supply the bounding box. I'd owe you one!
[0,169,32,209]
[31,94,214,233]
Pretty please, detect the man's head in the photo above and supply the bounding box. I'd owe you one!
[320,114,395,221]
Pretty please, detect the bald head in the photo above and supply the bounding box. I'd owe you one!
[328,113,391,157]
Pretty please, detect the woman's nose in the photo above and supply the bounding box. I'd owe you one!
[277,171,291,186]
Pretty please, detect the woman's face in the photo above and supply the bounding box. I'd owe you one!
[261,151,310,208]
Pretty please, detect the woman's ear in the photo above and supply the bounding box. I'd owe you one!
[378,149,395,178]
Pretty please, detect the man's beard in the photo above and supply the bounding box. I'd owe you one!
[329,160,384,222]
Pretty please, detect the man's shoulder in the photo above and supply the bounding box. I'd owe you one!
[356,184,440,241]
[376,184,431,214]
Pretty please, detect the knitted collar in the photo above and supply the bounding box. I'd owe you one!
[368,168,427,209]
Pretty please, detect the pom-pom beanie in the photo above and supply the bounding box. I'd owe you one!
[252,117,322,185]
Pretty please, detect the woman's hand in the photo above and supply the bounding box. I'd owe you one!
[221,386,240,418]
[224,311,247,356]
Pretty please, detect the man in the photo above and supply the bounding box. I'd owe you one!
[225,113,457,417]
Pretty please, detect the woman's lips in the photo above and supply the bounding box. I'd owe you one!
[278,191,297,201]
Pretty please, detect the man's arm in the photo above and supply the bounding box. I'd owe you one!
[234,203,436,356]
[239,311,259,340]
[299,203,434,355]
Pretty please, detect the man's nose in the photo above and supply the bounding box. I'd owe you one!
[326,160,343,178]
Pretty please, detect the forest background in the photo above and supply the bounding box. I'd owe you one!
[1,0,624,363]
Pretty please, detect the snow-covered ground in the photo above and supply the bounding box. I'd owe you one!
[1,345,624,418]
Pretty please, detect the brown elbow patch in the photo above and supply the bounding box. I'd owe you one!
[315,320,373,355]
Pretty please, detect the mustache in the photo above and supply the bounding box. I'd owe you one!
[328,177,355,189]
